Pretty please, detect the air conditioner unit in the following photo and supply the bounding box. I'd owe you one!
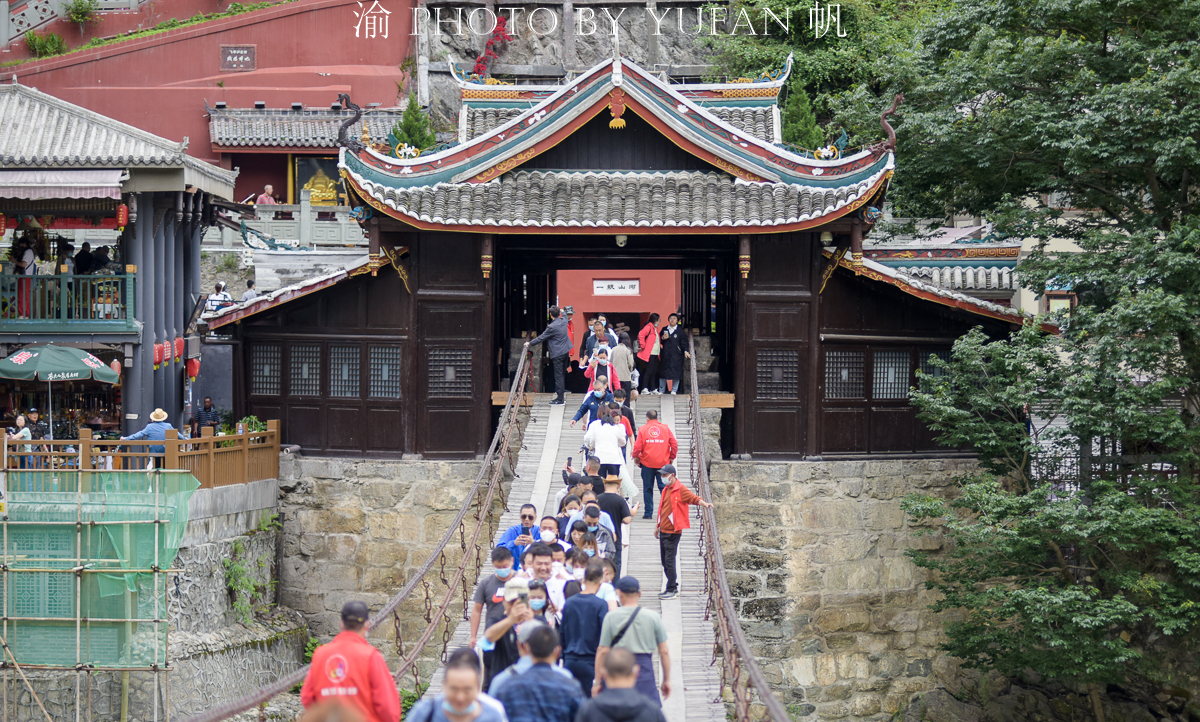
[185,336,202,360]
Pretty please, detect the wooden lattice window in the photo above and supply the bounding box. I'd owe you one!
[428,349,473,398]
[330,345,361,398]
[290,344,320,396]
[918,350,951,380]
[250,344,281,396]
[824,350,864,399]
[873,350,911,399]
[370,346,402,399]
[755,349,799,399]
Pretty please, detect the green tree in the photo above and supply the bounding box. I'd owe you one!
[389,94,436,156]
[780,80,824,150]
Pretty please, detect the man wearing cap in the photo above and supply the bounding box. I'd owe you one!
[654,465,712,600]
[483,577,535,690]
[525,305,572,406]
[301,601,400,722]
[593,577,669,705]
[595,476,632,575]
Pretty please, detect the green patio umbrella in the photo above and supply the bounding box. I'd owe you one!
[0,345,120,440]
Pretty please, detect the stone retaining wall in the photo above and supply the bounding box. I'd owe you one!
[276,424,523,676]
[709,458,974,720]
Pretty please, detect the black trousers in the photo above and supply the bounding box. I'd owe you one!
[564,654,596,698]
[660,532,682,592]
[635,355,660,391]
[550,353,568,400]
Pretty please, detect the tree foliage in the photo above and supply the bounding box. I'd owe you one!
[780,79,824,149]
[389,94,436,155]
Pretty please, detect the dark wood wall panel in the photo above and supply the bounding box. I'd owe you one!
[519,111,720,172]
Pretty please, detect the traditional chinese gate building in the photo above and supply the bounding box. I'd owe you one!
[205,56,1024,459]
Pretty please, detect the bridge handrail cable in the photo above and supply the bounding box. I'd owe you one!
[687,331,790,722]
[184,350,533,722]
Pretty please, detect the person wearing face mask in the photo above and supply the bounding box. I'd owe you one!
[497,504,540,570]
[583,412,627,479]
[524,543,570,612]
[578,519,617,564]
[584,348,621,392]
[654,464,713,600]
[656,313,690,395]
[300,601,400,722]
[470,547,517,650]
[539,516,572,554]
[559,563,609,698]
[405,647,507,722]
[636,313,662,395]
[571,378,614,429]
[567,494,616,537]
[527,578,558,627]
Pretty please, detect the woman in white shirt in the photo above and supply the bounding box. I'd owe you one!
[583,411,627,478]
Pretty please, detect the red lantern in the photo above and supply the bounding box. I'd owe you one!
[153,343,163,366]
[186,358,200,380]
[174,337,184,362]
[116,204,129,230]
[110,359,122,376]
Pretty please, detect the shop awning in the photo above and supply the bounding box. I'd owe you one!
[0,170,126,200]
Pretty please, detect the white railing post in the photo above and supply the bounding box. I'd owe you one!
[299,189,312,247]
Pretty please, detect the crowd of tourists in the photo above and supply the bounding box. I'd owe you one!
[298,306,713,722]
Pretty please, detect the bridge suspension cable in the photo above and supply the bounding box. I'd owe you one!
[686,330,791,722]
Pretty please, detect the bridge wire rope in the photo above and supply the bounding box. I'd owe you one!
[686,331,791,722]
[183,351,533,722]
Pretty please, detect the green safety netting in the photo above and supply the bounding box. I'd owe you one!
[1,470,199,668]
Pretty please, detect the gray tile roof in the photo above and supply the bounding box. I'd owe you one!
[463,105,777,142]
[351,168,885,229]
[893,265,1016,292]
[208,108,406,149]
[0,82,236,194]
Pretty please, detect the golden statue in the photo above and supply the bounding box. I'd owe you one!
[302,167,340,205]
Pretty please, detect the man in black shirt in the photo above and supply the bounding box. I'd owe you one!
[191,397,221,436]
[596,476,632,575]
[582,456,606,496]
[73,242,94,276]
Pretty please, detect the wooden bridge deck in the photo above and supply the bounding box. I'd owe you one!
[424,393,725,722]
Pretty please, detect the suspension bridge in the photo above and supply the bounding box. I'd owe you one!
[187,334,789,722]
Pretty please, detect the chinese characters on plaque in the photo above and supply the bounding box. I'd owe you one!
[592,280,640,296]
[219,45,256,72]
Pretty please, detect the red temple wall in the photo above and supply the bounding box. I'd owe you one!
[556,269,681,347]
[10,0,414,163]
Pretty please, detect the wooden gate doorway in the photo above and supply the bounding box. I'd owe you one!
[491,234,739,399]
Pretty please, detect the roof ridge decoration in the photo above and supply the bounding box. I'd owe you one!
[339,53,891,199]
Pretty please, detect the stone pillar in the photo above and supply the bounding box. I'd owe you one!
[0,2,10,49]
[125,194,144,437]
[172,193,186,424]
[153,201,168,411]
[138,194,157,431]
[188,194,204,308]
[299,189,312,248]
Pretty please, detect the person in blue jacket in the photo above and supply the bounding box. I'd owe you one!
[571,377,615,429]
[525,305,573,405]
[497,503,539,570]
[122,408,174,467]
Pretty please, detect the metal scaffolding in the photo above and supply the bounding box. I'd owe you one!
[0,468,197,722]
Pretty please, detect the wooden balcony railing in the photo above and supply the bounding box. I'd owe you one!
[1,421,280,490]
[0,273,137,332]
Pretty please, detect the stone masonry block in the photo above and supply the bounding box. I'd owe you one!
[815,607,870,633]
[725,571,762,597]
[725,549,785,571]
[801,500,860,530]
[873,609,920,632]
[823,560,882,591]
[863,501,905,529]
[321,502,368,534]
[835,652,871,679]
[299,458,347,480]
[812,536,871,564]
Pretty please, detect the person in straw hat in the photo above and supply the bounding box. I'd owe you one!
[122,408,175,465]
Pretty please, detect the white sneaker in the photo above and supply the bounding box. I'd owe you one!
[671,390,677,395]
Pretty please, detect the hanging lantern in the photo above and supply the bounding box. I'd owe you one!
[0,214,6,236]
[153,342,163,368]
[186,358,200,380]
[116,204,129,231]
[174,337,184,361]
[110,359,122,377]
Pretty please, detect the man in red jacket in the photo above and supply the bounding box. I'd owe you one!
[631,410,678,520]
[301,602,401,722]
[654,465,712,600]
